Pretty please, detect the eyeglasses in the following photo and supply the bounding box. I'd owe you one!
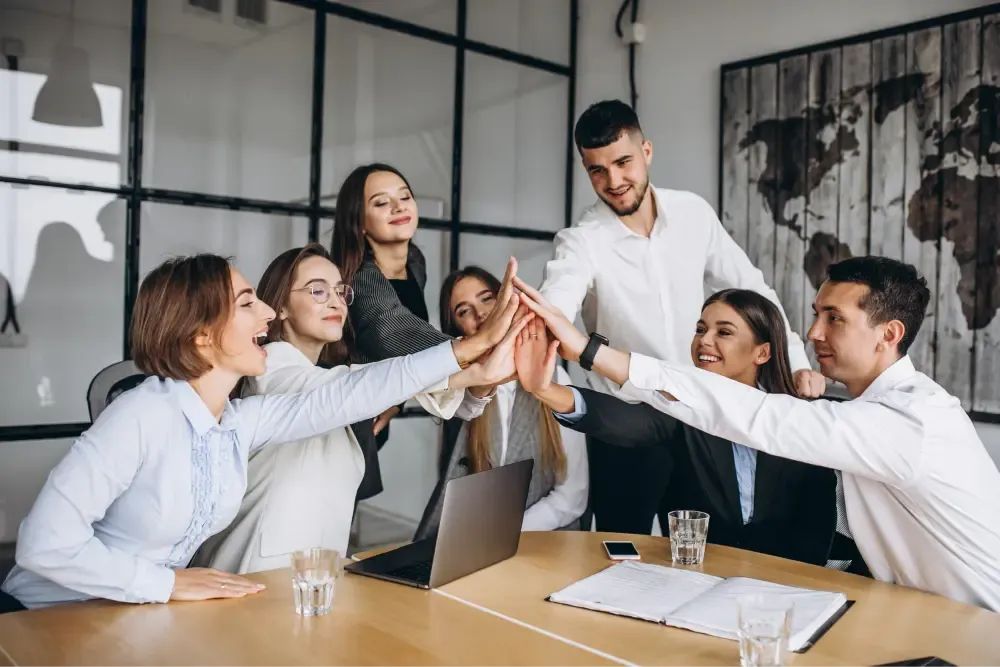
[291,281,354,306]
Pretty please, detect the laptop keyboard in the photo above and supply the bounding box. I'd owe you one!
[384,559,433,584]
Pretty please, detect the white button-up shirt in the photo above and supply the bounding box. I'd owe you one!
[2,342,460,609]
[624,354,1000,611]
[541,187,809,397]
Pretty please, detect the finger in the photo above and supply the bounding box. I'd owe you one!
[512,276,549,308]
[214,571,266,591]
[544,340,560,370]
[496,257,518,308]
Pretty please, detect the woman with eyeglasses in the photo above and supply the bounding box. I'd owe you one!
[193,244,510,574]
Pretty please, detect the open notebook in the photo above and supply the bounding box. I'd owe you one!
[547,561,850,652]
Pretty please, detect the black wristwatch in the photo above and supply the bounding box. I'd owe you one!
[579,332,609,371]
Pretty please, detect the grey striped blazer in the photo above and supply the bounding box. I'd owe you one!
[350,244,451,364]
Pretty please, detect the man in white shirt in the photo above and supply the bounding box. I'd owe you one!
[540,99,825,534]
[516,256,1000,611]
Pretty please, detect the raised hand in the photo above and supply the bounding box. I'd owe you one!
[451,257,520,367]
[512,276,588,363]
[515,316,559,394]
[452,305,534,391]
[794,369,827,398]
[170,568,266,601]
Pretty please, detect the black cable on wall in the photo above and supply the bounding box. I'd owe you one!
[614,0,642,111]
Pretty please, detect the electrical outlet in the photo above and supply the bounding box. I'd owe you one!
[0,332,27,348]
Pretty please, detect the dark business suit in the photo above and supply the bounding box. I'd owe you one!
[348,243,451,500]
[566,387,837,566]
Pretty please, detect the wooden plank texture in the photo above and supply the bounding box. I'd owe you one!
[774,55,808,336]
[973,13,1000,413]
[722,68,751,250]
[902,27,943,376]
[870,35,908,260]
[936,18,981,409]
[803,48,844,357]
[746,63,779,284]
[837,42,872,259]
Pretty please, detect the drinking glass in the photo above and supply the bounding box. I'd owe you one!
[737,595,793,667]
[291,548,340,616]
[667,510,710,565]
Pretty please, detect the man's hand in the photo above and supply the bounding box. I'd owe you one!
[794,369,827,398]
[512,276,588,362]
[515,316,559,394]
[373,405,400,436]
[170,568,265,601]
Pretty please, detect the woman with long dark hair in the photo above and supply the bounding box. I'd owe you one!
[193,245,507,574]
[415,266,588,535]
[331,163,513,498]
[517,287,837,565]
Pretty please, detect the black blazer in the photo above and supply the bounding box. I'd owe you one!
[348,243,451,501]
[569,387,837,566]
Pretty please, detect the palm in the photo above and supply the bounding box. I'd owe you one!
[515,320,553,393]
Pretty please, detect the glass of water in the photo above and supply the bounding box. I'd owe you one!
[737,595,793,667]
[291,548,340,616]
[667,510,710,565]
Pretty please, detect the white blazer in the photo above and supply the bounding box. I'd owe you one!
[193,342,488,574]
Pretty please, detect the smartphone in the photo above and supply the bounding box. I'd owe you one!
[603,540,640,560]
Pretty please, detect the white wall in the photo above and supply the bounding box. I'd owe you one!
[574,0,1000,469]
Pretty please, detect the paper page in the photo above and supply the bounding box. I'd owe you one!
[663,576,847,651]
[548,561,723,623]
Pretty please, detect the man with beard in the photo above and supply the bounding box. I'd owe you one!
[540,99,825,535]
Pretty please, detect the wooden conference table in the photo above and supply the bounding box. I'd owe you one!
[0,532,997,665]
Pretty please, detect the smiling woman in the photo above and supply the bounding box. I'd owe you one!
[0,252,512,611]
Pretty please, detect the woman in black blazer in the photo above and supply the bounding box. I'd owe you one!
[519,288,839,566]
[330,163,510,499]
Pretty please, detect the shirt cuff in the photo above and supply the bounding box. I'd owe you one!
[553,387,587,424]
[788,345,812,374]
[129,562,175,604]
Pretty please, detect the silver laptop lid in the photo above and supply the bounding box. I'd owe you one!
[428,458,533,588]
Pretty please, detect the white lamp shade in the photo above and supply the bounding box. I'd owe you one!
[32,42,103,128]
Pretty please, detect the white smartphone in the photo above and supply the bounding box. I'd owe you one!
[603,540,640,561]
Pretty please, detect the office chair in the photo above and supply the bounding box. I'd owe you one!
[87,360,147,422]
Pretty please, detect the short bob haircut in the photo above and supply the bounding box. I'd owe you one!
[131,254,234,380]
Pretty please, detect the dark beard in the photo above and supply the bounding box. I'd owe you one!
[600,178,650,217]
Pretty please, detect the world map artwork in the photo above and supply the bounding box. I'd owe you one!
[720,12,1000,414]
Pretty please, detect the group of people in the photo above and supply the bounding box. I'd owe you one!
[1,100,999,616]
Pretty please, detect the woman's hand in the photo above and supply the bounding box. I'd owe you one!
[515,316,559,394]
[451,258,520,366]
[170,568,266,601]
[466,306,534,389]
[511,276,589,363]
[373,405,400,436]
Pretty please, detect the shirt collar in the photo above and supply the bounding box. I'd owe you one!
[170,378,239,436]
[860,355,916,398]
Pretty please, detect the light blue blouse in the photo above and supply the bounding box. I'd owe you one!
[2,342,459,609]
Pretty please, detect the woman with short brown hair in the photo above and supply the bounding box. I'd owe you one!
[1,254,524,610]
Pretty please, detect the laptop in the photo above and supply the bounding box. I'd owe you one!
[345,459,533,589]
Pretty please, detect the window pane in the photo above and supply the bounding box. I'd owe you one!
[0,185,125,426]
[339,0,457,34]
[0,0,131,188]
[139,203,308,288]
[359,417,441,532]
[0,438,75,542]
[458,234,553,290]
[462,54,568,231]
[142,2,314,202]
[323,17,454,220]
[467,0,570,66]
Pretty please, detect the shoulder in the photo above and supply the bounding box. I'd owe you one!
[654,187,718,218]
[84,376,177,451]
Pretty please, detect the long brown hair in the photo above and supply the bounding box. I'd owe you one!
[256,243,354,367]
[439,266,566,480]
[702,289,799,397]
[330,162,413,287]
